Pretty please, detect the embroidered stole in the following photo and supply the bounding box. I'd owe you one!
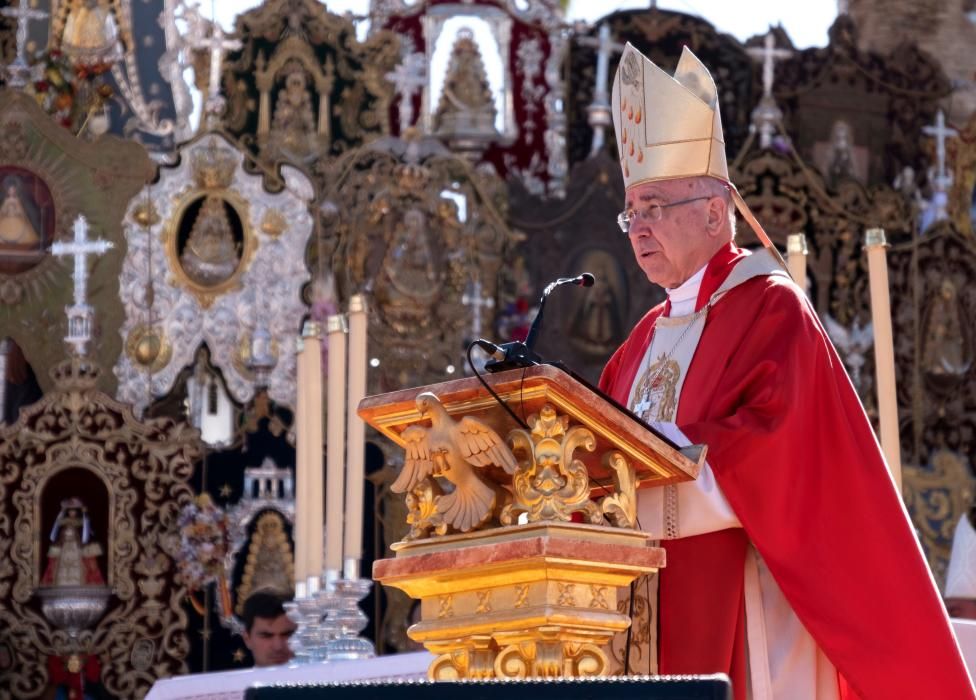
[607,250,786,675]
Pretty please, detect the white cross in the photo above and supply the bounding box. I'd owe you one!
[633,395,654,417]
[461,277,495,338]
[747,31,793,99]
[386,52,427,132]
[197,21,241,115]
[578,23,624,155]
[1,0,48,88]
[923,110,958,192]
[51,216,113,356]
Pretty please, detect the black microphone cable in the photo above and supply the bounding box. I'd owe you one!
[466,341,530,431]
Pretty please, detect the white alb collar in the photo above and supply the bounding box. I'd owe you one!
[666,264,708,317]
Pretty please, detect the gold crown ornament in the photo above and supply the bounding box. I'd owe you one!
[611,43,787,270]
[191,145,238,190]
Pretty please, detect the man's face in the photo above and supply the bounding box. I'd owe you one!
[242,614,297,667]
[624,178,714,289]
[946,597,976,620]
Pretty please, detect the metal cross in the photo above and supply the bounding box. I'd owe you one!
[578,23,624,156]
[386,51,427,133]
[461,277,495,338]
[51,215,114,356]
[633,395,654,417]
[1,0,48,88]
[197,20,241,116]
[923,110,958,191]
[746,31,793,99]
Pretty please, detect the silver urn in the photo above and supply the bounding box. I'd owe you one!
[35,585,112,637]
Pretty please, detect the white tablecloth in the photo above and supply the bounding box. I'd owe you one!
[145,651,433,700]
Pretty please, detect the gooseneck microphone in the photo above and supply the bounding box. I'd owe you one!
[479,272,596,373]
[524,272,595,351]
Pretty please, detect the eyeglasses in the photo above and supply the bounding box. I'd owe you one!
[616,196,713,233]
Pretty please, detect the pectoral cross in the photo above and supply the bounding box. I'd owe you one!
[1,0,48,88]
[922,110,958,223]
[51,215,114,356]
[462,277,495,339]
[577,23,624,155]
[633,394,654,418]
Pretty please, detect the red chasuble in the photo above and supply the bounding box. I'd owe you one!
[599,244,974,700]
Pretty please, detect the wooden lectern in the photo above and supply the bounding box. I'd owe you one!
[361,365,704,681]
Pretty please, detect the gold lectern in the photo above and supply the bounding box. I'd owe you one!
[362,365,703,680]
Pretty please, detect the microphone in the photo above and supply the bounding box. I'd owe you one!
[479,272,596,373]
[524,273,595,350]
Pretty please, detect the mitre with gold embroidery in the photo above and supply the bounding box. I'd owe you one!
[611,43,785,267]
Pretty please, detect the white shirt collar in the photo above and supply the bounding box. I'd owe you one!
[665,264,708,317]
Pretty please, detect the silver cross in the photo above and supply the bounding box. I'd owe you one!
[196,21,241,117]
[386,51,427,133]
[578,23,624,156]
[51,215,114,356]
[922,110,958,223]
[747,31,793,99]
[1,0,48,88]
[633,395,654,417]
[461,277,495,338]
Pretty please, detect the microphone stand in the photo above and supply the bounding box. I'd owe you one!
[484,273,593,373]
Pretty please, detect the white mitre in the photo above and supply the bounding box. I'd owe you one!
[612,44,727,187]
[946,514,976,599]
[610,43,784,266]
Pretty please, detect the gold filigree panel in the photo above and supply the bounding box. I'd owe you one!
[904,450,976,591]
[0,90,153,395]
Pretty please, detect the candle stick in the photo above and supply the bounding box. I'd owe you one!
[344,295,368,579]
[786,233,808,294]
[325,314,347,585]
[304,322,324,585]
[293,335,309,588]
[864,228,902,491]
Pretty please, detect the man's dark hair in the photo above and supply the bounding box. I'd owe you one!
[242,590,291,632]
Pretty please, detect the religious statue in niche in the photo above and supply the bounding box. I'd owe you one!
[923,279,972,386]
[41,498,106,587]
[812,119,869,186]
[433,29,499,139]
[268,61,318,162]
[0,168,55,274]
[177,195,243,287]
[235,510,294,615]
[58,0,123,66]
[383,208,439,301]
[567,250,627,358]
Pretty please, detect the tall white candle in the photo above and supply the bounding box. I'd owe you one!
[325,314,347,583]
[786,233,808,295]
[293,335,308,587]
[864,228,902,491]
[304,323,324,582]
[343,295,368,578]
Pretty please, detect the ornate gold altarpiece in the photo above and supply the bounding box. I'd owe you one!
[363,365,703,680]
[0,357,200,698]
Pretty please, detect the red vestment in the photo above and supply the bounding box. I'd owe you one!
[599,244,974,699]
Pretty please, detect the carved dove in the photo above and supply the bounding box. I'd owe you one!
[392,392,518,532]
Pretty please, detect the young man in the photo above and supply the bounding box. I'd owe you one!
[241,590,297,667]
[600,42,974,699]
